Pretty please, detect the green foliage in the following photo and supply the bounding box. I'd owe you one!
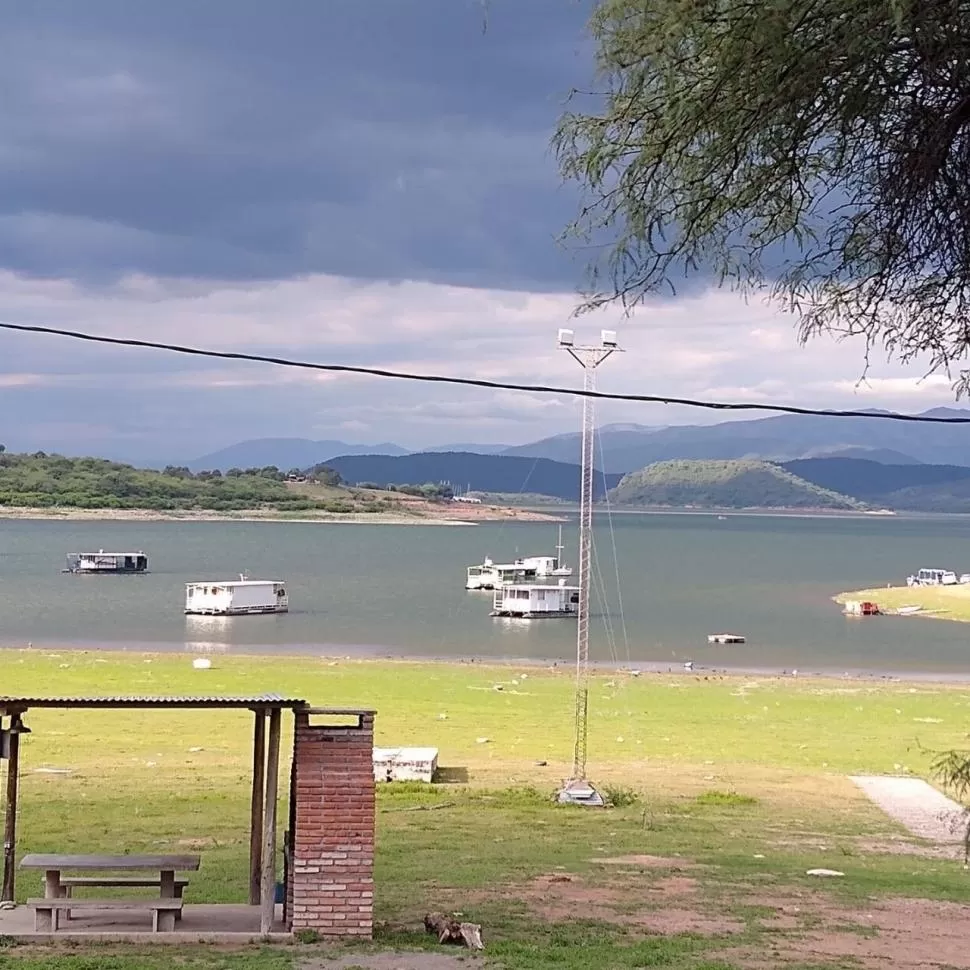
[379,482,454,499]
[0,451,350,512]
[602,784,640,807]
[308,463,342,486]
[694,790,759,807]
[931,748,970,861]
[609,459,862,509]
[556,0,970,386]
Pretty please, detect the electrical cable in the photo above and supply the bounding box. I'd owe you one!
[2,321,970,423]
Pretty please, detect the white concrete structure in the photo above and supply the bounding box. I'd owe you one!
[491,581,580,618]
[373,746,439,783]
[184,580,288,616]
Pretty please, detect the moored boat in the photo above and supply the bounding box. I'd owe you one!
[64,550,148,574]
[490,579,580,619]
[185,578,288,616]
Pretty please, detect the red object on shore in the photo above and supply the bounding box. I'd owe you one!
[860,601,880,615]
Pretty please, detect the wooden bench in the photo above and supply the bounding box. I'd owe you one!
[28,897,183,933]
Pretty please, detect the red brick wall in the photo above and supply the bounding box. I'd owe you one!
[289,710,375,937]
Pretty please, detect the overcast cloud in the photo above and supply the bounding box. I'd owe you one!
[0,0,960,462]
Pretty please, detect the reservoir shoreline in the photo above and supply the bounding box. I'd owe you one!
[5,640,970,685]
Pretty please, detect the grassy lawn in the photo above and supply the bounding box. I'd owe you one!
[2,651,970,969]
[837,583,970,621]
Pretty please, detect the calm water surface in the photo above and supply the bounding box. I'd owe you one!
[1,513,969,673]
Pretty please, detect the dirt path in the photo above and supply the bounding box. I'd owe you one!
[851,775,965,842]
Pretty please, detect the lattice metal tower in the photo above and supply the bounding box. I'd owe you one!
[556,328,621,807]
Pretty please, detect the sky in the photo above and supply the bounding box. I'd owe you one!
[0,0,962,464]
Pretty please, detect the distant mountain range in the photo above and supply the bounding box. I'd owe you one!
[187,409,970,474]
[186,438,410,472]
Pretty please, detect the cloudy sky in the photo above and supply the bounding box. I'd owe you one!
[0,0,960,463]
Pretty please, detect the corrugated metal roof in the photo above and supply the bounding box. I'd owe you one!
[0,694,307,712]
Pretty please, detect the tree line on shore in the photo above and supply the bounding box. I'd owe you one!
[0,449,457,512]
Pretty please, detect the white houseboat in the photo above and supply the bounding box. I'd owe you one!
[64,550,149,574]
[466,559,538,590]
[466,528,573,590]
[907,567,959,587]
[184,579,289,616]
[490,580,580,619]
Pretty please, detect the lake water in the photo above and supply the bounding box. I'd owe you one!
[1,512,970,674]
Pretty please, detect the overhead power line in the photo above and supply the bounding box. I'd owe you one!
[2,319,970,424]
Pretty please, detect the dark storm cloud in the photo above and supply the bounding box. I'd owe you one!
[0,0,593,288]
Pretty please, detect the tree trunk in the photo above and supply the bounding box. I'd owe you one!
[423,912,484,950]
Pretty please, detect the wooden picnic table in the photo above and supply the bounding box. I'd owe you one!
[21,853,201,899]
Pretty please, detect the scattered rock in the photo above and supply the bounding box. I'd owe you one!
[806,868,845,878]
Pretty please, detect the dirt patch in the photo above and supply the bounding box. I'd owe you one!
[300,955,477,970]
[592,854,700,869]
[725,893,970,969]
[523,872,743,936]
[636,909,744,935]
[855,837,962,860]
[175,837,220,849]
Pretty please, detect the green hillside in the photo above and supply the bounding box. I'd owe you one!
[609,459,864,510]
[0,450,376,513]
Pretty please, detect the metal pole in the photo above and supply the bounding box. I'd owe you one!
[572,361,596,779]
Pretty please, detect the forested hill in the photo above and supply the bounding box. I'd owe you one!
[0,451,362,512]
[609,459,862,510]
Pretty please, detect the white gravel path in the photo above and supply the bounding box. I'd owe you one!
[851,775,966,843]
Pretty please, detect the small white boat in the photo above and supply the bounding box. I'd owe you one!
[185,576,288,616]
[896,605,923,616]
[490,580,579,619]
[708,633,745,644]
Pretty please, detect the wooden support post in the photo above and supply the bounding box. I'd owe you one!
[249,711,266,906]
[259,707,282,935]
[2,718,21,903]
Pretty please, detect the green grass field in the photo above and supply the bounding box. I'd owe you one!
[837,584,970,622]
[3,651,970,969]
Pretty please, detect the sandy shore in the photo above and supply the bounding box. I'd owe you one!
[4,639,968,684]
[0,504,566,525]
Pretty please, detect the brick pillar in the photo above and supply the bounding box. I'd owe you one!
[290,708,376,937]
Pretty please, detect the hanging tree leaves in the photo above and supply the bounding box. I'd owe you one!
[555,0,970,386]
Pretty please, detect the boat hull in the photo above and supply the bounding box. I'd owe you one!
[65,567,149,575]
[185,605,289,616]
[490,609,577,619]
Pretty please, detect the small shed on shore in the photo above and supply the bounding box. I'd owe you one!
[0,694,376,939]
